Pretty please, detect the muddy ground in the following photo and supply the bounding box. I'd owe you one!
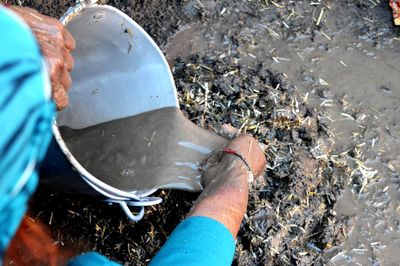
[7,0,400,265]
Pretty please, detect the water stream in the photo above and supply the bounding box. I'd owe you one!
[60,107,228,192]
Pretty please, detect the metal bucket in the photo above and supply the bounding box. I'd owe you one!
[40,1,178,220]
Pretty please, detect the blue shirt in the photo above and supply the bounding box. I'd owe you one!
[149,216,235,265]
[68,216,235,266]
[0,7,235,266]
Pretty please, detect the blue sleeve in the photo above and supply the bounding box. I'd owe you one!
[0,7,55,256]
[150,216,236,266]
[67,252,121,266]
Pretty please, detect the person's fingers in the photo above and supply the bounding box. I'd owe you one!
[39,30,73,108]
[33,24,65,47]
[10,6,75,109]
[60,68,72,91]
[52,83,69,110]
[46,55,63,85]
[64,51,74,72]
[43,17,75,51]
[226,135,267,177]
[42,47,68,107]
[219,124,240,139]
[63,28,76,51]
[40,41,63,80]
[48,17,67,44]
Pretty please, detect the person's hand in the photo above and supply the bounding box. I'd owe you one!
[225,134,266,177]
[9,6,75,110]
[191,126,267,238]
[219,124,266,177]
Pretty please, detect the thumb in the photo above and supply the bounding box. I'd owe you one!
[52,83,69,110]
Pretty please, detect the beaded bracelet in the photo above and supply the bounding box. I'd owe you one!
[201,146,253,174]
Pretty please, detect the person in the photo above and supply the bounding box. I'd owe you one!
[0,3,267,266]
[391,0,400,25]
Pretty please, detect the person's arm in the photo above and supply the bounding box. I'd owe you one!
[189,134,266,238]
[151,134,266,265]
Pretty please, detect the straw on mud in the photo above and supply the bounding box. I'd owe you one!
[316,8,325,26]
[144,130,157,147]
[363,17,375,23]
[320,31,331,41]
[340,60,348,67]
[271,1,284,9]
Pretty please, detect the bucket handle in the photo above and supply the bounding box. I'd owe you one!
[118,202,144,222]
[81,174,162,221]
[117,197,162,221]
[107,198,163,222]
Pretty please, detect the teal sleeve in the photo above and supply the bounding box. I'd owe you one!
[67,252,121,266]
[150,216,236,266]
[0,7,55,257]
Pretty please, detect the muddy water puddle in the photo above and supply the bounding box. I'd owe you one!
[269,40,400,265]
[330,178,400,265]
[60,107,227,192]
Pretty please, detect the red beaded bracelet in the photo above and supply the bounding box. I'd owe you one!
[201,146,253,174]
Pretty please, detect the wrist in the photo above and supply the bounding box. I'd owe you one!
[202,154,250,188]
[202,146,255,176]
[222,154,253,178]
[190,169,249,238]
[193,153,251,238]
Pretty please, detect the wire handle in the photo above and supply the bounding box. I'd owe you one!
[81,174,162,221]
[110,198,162,221]
[119,202,145,221]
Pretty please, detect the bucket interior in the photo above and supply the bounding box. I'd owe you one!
[57,5,178,129]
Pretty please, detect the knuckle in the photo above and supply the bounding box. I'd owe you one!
[51,18,63,29]
[64,74,72,89]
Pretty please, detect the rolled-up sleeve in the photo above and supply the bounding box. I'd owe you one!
[150,216,236,266]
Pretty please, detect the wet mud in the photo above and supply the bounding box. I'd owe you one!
[173,55,353,265]
[8,0,400,265]
[166,1,400,264]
